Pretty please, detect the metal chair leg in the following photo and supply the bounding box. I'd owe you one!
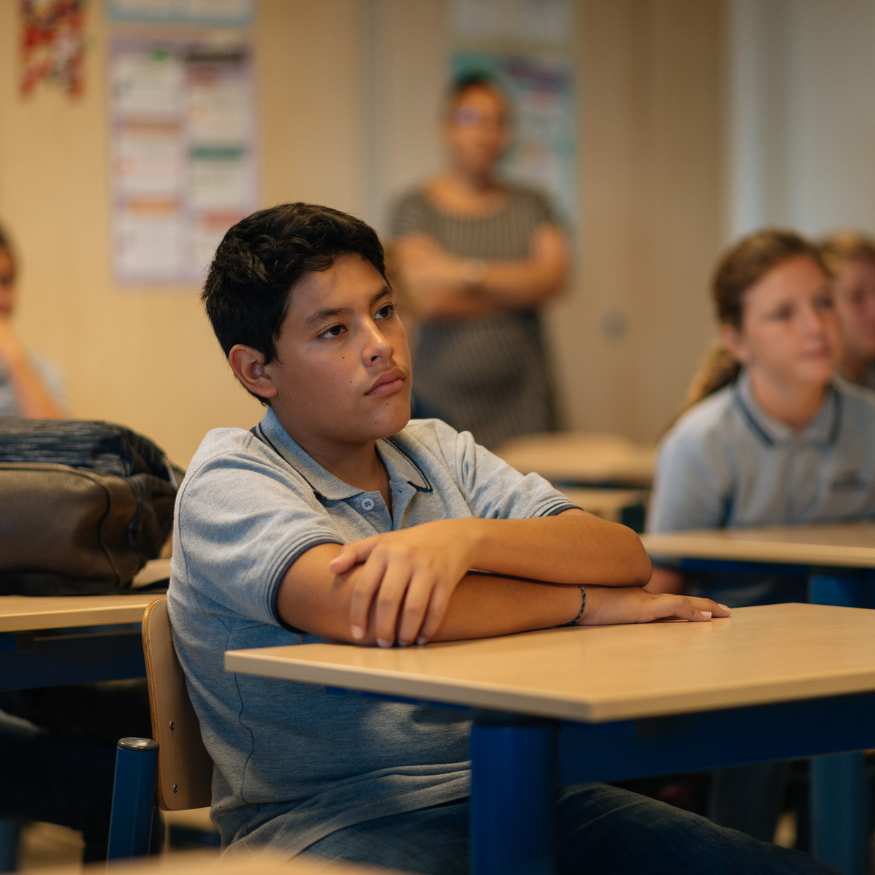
[107,738,158,860]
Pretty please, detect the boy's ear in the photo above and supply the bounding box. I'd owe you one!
[228,344,278,400]
[719,323,749,366]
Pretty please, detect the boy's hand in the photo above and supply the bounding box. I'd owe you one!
[328,521,476,647]
[578,586,730,626]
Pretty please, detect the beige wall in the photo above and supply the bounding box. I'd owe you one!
[549,0,725,440]
[0,0,366,466]
[0,0,727,463]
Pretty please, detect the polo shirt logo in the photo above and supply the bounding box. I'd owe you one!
[830,470,867,492]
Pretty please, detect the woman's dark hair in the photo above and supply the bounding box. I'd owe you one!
[684,229,828,408]
[203,203,387,401]
[444,73,506,119]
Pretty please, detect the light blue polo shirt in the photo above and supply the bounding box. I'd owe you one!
[648,371,875,605]
[168,411,575,855]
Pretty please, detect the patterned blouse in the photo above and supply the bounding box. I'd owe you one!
[391,185,559,448]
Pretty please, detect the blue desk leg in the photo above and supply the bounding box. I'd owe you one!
[808,572,868,875]
[470,717,556,875]
[106,738,159,860]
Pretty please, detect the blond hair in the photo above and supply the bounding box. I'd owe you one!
[820,230,875,275]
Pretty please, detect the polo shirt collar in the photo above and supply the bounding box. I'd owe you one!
[254,409,431,500]
[733,369,840,447]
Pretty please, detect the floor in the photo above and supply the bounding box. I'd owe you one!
[17,809,219,872]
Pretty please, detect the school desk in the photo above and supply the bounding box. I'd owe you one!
[0,562,169,867]
[0,558,169,690]
[494,432,656,487]
[556,487,648,530]
[641,522,875,875]
[226,603,875,875]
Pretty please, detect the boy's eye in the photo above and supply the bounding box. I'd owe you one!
[814,294,833,311]
[375,303,395,320]
[318,324,346,339]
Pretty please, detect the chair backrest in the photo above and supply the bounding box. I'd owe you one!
[142,596,213,811]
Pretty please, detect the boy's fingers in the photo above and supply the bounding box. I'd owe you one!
[373,562,415,647]
[415,580,454,645]
[329,538,377,574]
[396,570,436,646]
[668,595,713,622]
[348,553,389,640]
[690,597,731,617]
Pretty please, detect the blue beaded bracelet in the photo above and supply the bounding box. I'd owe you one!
[565,584,586,626]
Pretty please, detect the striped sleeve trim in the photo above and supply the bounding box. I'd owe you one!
[266,531,344,627]
[539,499,580,518]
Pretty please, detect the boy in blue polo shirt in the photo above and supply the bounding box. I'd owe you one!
[168,203,833,874]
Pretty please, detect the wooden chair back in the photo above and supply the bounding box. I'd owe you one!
[142,596,213,811]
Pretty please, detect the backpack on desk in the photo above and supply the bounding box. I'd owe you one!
[0,419,182,595]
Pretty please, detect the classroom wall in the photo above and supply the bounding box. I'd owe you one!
[726,0,875,239]
[551,0,725,440]
[0,0,367,467]
[0,0,727,462]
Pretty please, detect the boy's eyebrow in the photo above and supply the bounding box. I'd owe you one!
[303,286,393,328]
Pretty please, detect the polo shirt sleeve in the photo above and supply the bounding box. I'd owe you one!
[434,421,576,520]
[647,426,732,536]
[173,448,343,626]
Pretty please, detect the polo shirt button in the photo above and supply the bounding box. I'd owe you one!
[360,497,375,511]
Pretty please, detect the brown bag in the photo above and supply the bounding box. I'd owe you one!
[0,420,180,595]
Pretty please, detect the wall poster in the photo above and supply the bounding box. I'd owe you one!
[109,38,258,284]
[20,0,88,96]
[107,0,254,27]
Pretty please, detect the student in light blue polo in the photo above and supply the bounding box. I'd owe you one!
[167,205,833,875]
[647,228,875,844]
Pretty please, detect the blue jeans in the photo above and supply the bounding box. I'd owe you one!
[303,783,836,874]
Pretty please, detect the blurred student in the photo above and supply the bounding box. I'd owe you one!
[0,225,68,417]
[646,229,875,842]
[0,227,148,862]
[391,75,568,448]
[820,231,875,389]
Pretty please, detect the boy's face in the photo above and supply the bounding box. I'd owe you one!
[261,252,412,451]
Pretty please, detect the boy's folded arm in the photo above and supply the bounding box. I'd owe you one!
[276,545,585,645]
[460,509,652,587]
[276,546,727,646]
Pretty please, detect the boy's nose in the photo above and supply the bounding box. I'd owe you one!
[363,323,393,362]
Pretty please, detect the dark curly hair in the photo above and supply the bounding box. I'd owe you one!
[203,203,387,400]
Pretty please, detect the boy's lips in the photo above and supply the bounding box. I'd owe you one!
[366,368,406,396]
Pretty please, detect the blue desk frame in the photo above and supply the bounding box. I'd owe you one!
[0,624,146,870]
[467,690,875,875]
[664,559,875,875]
[0,624,146,691]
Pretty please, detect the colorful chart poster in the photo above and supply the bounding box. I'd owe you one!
[452,51,576,224]
[109,39,258,284]
[108,0,254,27]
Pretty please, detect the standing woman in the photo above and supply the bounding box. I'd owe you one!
[391,75,569,448]
[820,231,875,390]
[0,226,68,417]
